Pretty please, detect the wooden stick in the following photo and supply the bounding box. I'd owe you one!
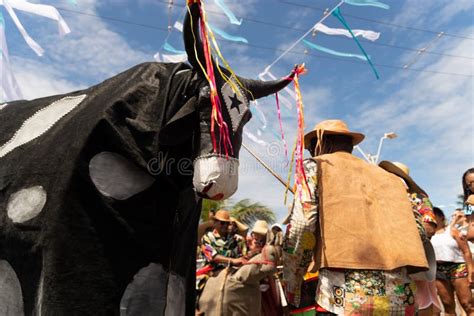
[242,143,294,195]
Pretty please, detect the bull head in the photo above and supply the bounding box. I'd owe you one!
[182,2,296,200]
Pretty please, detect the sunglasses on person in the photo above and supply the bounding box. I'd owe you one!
[217,220,229,225]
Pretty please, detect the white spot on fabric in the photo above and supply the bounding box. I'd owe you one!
[164,273,185,316]
[0,95,87,158]
[7,186,47,223]
[0,260,24,315]
[120,263,167,315]
[89,152,155,200]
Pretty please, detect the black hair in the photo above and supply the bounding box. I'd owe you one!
[309,134,353,157]
[432,207,445,220]
[462,168,474,203]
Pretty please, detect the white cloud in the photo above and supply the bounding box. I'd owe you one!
[5,0,153,99]
[391,0,474,29]
[11,56,85,100]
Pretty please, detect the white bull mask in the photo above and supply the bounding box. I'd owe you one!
[193,155,239,200]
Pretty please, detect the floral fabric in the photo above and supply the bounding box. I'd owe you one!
[409,192,436,226]
[200,229,245,269]
[316,268,416,315]
[437,262,468,280]
[282,159,318,307]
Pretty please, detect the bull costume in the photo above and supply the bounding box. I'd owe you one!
[0,2,298,315]
[282,120,429,315]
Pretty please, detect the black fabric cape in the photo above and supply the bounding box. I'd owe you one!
[0,62,203,315]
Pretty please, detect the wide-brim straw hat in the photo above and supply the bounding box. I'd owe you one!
[304,119,365,149]
[379,161,427,196]
[213,209,231,222]
[466,195,474,206]
[252,220,269,235]
[230,217,249,236]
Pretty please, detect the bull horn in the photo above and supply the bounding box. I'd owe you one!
[183,2,206,73]
[238,67,297,101]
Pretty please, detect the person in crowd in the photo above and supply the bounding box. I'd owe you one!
[379,160,440,315]
[431,207,473,315]
[282,119,428,315]
[228,217,248,259]
[247,220,269,257]
[196,210,246,313]
[463,168,474,205]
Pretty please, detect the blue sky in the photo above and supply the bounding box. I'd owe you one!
[2,0,473,221]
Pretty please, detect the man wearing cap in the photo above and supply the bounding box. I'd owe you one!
[282,119,428,315]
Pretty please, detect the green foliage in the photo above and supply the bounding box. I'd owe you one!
[200,198,276,229]
[229,199,276,228]
[201,199,225,221]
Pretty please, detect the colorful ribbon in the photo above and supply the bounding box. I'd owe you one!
[214,0,242,25]
[208,23,248,43]
[275,93,289,162]
[344,0,389,10]
[163,42,186,54]
[303,39,368,61]
[332,7,380,79]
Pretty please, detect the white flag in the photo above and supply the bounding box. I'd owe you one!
[154,52,188,63]
[1,21,23,101]
[0,0,71,56]
[314,23,380,41]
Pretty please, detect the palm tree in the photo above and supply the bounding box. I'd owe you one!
[200,199,226,222]
[457,194,466,207]
[200,198,276,229]
[229,199,276,228]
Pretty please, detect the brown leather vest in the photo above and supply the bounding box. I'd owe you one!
[312,152,428,272]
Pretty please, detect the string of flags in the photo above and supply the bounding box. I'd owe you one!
[0,0,71,102]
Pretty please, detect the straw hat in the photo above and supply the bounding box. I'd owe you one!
[213,209,231,222]
[251,220,269,235]
[230,217,249,236]
[271,223,283,232]
[466,195,474,206]
[304,119,365,149]
[379,161,427,195]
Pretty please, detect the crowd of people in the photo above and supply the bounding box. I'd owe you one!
[194,119,474,316]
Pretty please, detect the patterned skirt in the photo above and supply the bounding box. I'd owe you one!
[316,268,416,315]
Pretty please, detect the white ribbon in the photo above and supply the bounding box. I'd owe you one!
[154,52,188,63]
[1,20,23,101]
[0,0,71,56]
[314,23,380,41]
